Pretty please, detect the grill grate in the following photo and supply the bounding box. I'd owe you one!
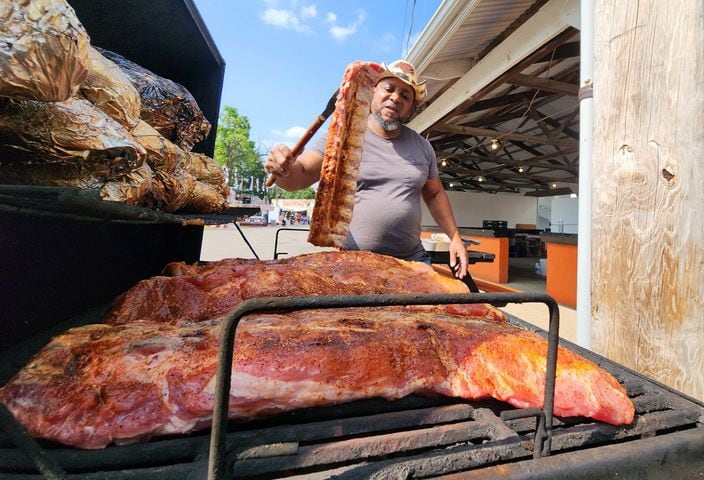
[1,294,702,479]
[2,390,701,479]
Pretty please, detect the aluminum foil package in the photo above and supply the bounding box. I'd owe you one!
[0,96,146,187]
[98,48,211,151]
[0,0,89,101]
[130,120,185,174]
[79,46,142,129]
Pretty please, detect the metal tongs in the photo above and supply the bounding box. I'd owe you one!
[265,88,340,187]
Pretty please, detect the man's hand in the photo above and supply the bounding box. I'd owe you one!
[264,145,323,191]
[265,144,296,179]
[448,235,468,279]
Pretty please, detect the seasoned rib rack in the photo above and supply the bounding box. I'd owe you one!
[0,293,702,479]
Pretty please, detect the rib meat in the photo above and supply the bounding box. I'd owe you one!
[308,61,383,247]
[104,250,500,326]
[0,308,635,449]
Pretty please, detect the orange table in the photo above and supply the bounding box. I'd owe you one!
[466,235,508,284]
[542,235,578,308]
[422,232,509,285]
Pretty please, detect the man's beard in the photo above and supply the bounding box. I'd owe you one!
[372,111,402,132]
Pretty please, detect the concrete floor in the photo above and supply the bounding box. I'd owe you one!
[200,225,577,342]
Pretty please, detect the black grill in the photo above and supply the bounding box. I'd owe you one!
[1,294,702,479]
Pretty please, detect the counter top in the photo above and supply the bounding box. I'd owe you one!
[540,233,578,245]
[458,228,500,238]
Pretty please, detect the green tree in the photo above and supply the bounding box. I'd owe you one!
[268,185,316,200]
[214,106,266,197]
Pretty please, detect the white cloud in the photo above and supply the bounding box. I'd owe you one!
[261,8,308,31]
[328,9,366,41]
[271,126,307,138]
[259,2,318,33]
[300,5,317,19]
[325,12,336,23]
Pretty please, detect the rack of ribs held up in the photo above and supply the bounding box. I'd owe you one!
[307,61,384,247]
[0,251,635,449]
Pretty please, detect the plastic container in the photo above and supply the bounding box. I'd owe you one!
[431,233,451,251]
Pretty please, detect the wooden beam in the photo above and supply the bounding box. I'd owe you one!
[423,59,476,81]
[409,0,580,134]
[477,147,579,172]
[535,41,580,63]
[591,0,703,400]
[466,90,556,112]
[491,172,578,183]
[431,124,578,147]
[476,0,552,60]
[535,106,580,140]
[447,29,579,124]
[508,73,579,96]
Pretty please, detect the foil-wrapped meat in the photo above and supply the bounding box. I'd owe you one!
[79,47,141,130]
[0,96,146,190]
[182,181,227,213]
[129,125,227,213]
[130,120,185,174]
[99,162,153,205]
[97,48,211,151]
[0,0,89,102]
[141,168,196,213]
[183,150,229,206]
[183,151,226,188]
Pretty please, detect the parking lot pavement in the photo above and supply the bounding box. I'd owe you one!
[200,225,332,261]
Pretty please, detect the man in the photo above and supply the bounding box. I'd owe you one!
[265,60,468,278]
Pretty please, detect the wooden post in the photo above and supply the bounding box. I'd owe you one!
[592,1,703,399]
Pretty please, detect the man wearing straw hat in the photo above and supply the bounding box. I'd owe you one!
[265,60,467,279]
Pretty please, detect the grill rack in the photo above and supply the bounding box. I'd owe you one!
[1,292,702,479]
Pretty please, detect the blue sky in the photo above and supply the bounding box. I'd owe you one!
[192,0,442,152]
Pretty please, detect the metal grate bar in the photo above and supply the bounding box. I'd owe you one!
[304,435,534,479]
[227,403,477,448]
[228,404,529,478]
[0,405,65,479]
[231,419,499,477]
[0,434,210,473]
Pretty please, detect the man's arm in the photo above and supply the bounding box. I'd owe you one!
[421,177,468,278]
[265,145,324,191]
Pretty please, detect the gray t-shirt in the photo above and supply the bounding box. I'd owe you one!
[312,125,438,259]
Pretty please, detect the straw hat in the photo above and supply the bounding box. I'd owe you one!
[379,59,427,104]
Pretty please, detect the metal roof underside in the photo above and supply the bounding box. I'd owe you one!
[407,0,581,197]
